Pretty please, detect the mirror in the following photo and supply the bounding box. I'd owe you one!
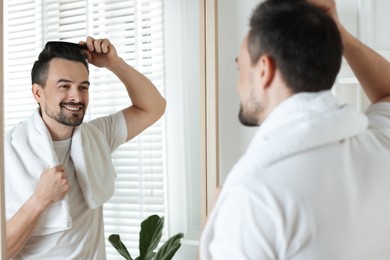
[0,0,218,258]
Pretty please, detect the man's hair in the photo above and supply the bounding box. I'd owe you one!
[31,41,89,86]
[248,0,343,93]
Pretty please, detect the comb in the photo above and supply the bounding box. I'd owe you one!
[46,41,88,50]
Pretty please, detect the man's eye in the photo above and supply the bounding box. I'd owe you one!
[80,86,89,91]
[60,85,70,89]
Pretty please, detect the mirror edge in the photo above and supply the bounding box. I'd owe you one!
[0,0,5,257]
[200,0,220,226]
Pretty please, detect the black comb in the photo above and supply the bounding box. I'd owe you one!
[46,41,88,50]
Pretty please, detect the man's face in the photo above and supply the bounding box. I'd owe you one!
[236,35,263,127]
[37,58,90,128]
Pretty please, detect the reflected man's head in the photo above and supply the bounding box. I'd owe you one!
[31,41,90,127]
[31,41,89,86]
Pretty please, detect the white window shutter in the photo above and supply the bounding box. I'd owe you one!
[4,0,43,131]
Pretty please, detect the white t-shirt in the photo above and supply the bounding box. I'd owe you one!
[200,102,390,260]
[15,111,127,260]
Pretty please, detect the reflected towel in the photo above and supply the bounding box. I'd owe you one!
[4,109,115,236]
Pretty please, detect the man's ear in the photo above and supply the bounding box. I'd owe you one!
[32,83,43,102]
[256,55,276,90]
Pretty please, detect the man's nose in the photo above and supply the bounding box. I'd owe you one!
[69,88,81,102]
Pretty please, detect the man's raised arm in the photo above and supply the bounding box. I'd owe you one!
[308,0,390,103]
[83,36,166,141]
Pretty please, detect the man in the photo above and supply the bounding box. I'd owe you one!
[200,0,390,259]
[5,37,166,259]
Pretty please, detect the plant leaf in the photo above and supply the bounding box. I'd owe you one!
[109,234,133,260]
[139,215,164,260]
[154,233,184,260]
[150,252,156,259]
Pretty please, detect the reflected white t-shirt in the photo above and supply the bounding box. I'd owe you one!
[15,111,127,260]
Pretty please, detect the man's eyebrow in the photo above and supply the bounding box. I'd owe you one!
[57,79,90,85]
[81,80,90,85]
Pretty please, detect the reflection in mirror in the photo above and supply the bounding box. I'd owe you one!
[2,0,201,259]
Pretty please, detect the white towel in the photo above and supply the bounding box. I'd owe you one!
[225,91,369,187]
[249,90,368,166]
[5,109,116,236]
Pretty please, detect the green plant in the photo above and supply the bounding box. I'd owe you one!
[109,215,184,260]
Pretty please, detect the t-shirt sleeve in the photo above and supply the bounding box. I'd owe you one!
[366,102,390,143]
[366,102,390,129]
[87,111,128,152]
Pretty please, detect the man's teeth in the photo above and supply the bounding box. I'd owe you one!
[64,106,81,111]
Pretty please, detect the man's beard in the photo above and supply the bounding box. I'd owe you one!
[46,102,86,126]
[238,95,262,127]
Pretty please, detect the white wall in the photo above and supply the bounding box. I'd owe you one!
[218,0,261,182]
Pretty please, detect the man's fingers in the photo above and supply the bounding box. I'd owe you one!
[84,36,110,54]
[86,36,95,52]
[93,39,103,53]
[91,38,110,54]
[52,165,65,172]
[101,39,110,53]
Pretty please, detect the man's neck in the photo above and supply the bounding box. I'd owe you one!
[48,125,75,141]
[38,109,75,140]
[42,117,75,141]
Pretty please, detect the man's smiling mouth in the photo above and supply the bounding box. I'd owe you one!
[61,103,85,112]
[63,105,82,111]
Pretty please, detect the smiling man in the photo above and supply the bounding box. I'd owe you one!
[5,37,166,259]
